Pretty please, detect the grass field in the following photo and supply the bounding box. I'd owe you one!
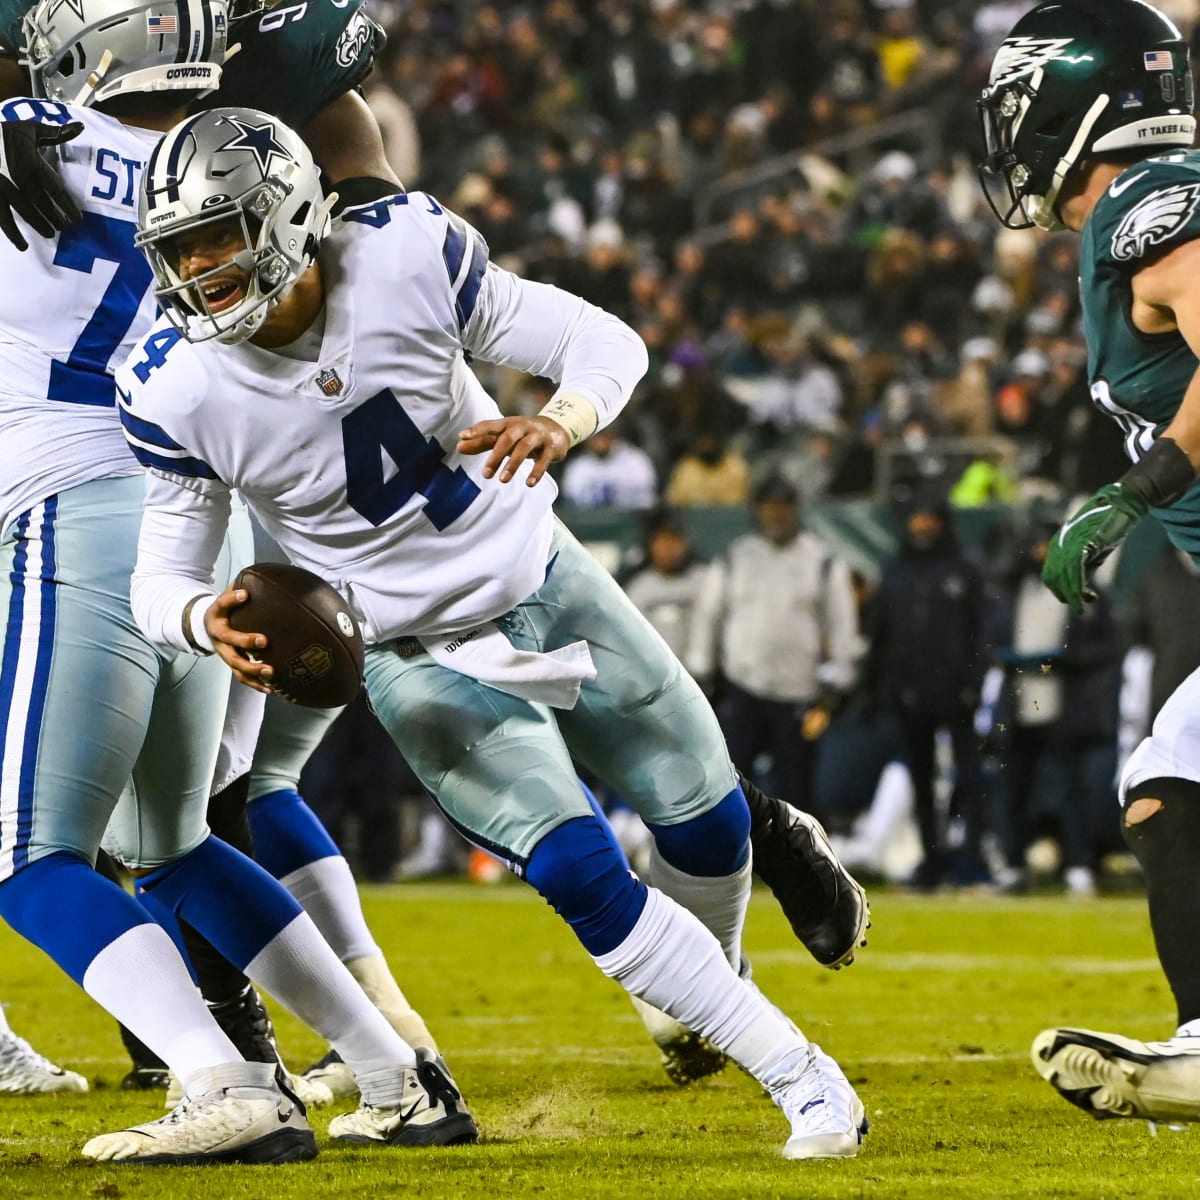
[0,882,1192,1200]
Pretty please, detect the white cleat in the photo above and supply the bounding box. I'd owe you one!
[774,1044,868,1160]
[1032,1027,1200,1123]
[328,1049,478,1147]
[165,1066,333,1111]
[82,1064,316,1165]
[302,1049,358,1099]
[630,996,726,1086]
[0,1029,87,1095]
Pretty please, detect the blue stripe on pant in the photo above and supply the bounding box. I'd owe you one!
[0,501,58,875]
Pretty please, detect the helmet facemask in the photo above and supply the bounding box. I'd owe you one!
[978,70,1112,232]
[137,108,336,345]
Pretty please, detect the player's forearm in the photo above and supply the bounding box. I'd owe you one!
[129,483,228,653]
[470,270,649,429]
[131,568,216,654]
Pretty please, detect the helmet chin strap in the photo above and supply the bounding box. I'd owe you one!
[1030,93,1111,232]
[69,48,112,107]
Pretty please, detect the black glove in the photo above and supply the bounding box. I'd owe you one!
[0,119,84,252]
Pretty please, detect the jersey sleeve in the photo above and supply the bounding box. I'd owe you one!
[203,0,384,129]
[409,194,649,427]
[464,263,650,429]
[1094,157,1200,267]
[116,351,232,653]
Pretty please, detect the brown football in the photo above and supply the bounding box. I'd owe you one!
[228,562,364,708]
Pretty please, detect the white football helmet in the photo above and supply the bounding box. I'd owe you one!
[137,106,335,344]
[22,0,228,107]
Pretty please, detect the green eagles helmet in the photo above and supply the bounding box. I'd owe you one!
[978,0,1196,231]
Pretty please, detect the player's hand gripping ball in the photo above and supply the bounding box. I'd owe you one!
[227,563,364,707]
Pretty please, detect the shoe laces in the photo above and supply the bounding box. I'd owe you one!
[773,1046,855,1135]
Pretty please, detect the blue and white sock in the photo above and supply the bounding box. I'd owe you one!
[0,853,237,1082]
[140,835,416,1076]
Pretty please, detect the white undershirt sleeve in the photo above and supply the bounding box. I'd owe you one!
[462,264,649,430]
[130,470,232,653]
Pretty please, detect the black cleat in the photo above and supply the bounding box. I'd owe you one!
[1032,1027,1200,1124]
[741,773,870,969]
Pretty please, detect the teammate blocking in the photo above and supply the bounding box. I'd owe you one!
[0,0,477,1163]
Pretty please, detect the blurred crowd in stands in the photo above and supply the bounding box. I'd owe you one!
[304,0,1200,893]
[361,0,1199,509]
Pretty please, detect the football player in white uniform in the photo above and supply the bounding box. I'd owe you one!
[120,105,869,1161]
[0,0,479,1162]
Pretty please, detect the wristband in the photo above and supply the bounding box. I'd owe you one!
[183,593,216,655]
[1121,436,1196,509]
[538,390,599,448]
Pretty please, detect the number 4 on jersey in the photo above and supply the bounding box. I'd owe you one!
[342,388,480,530]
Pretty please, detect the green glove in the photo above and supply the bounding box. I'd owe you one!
[1042,483,1148,615]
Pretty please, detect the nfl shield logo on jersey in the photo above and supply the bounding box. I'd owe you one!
[316,368,343,397]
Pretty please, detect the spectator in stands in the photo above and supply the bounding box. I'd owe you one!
[665,432,751,508]
[722,313,845,434]
[863,488,990,889]
[986,518,1122,896]
[560,424,658,510]
[623,510,709,671]
[691,476,859,815]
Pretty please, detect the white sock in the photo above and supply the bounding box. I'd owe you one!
[348,954,438,1053]
[595,888,808,1087]
[243,913,417,1076]
[647,844,750,969]
[279,856,380,962]
[1175,1020,1200,1040]
[81,924,240,1084]
[0,1005,11,1037]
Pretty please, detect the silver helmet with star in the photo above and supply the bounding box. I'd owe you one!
[22,0,228,106]
[136,106,334,344]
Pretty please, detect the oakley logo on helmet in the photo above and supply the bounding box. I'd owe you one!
[1111,183,1200,260]
[989,36,1075,88]
[215,116,292,175]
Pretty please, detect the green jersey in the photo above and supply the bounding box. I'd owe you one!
[0,0,382,130]
[1081,151,1200,556]
[195,0,383,129]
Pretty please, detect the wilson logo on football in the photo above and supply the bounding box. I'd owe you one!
[1111,182,1200,260]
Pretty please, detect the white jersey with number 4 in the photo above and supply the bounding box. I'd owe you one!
[0,98,160,532]
[119,192,648,648]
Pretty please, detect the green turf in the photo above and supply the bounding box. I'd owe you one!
[0,883,1193,1199]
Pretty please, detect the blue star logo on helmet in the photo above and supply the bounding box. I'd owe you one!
[214,116,292,176]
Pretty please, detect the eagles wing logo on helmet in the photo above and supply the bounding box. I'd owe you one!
[1112,183,1200,261]
[989,36,1075,87]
